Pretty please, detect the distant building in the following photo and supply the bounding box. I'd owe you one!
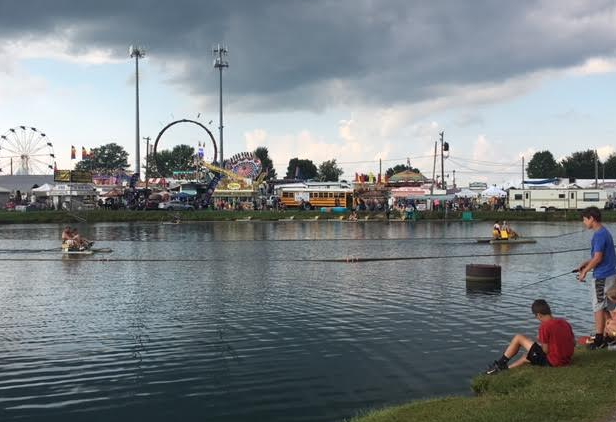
[0,175,54,194]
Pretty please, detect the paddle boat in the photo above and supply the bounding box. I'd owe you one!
[62,242,94,255]
[476,238,537,245]
[61,242,112,255]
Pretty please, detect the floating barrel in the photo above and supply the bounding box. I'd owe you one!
[466,264,501,286]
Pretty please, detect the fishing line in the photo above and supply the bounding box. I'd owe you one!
[518,269,579,289]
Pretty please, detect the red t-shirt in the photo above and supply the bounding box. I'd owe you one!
[538,318,575,367]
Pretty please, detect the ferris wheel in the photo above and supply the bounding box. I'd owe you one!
[0,126,56,175]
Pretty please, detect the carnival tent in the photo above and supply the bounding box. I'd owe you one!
[32,183,55,195]
[455,189,478,198]
[481,186,507,197]
[388,170,426,183]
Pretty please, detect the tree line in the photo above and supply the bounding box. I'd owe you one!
[75,143,426,182]
[527,149,616,179]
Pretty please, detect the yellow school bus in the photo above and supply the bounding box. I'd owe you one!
[278,183,354,209]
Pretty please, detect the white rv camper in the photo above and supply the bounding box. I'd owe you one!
[508,188,608,211]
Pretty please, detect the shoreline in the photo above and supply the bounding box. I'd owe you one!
[350,348,616,422]
[1,209,613,225]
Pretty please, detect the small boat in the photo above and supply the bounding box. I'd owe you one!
[61,242,112,255]
[490,238,536,244]
[476,238,537,244]
[62,248,94,255]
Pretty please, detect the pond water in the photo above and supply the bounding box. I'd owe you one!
[0,220,602,421]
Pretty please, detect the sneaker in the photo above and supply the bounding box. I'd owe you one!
[485,360,508,375]
[587,339,608,350]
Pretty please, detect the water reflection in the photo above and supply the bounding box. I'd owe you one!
[0,221,602,422]
[466,281,502,295]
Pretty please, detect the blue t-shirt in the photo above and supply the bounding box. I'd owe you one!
[591,226,616,279]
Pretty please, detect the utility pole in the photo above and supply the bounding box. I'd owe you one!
[595,149,598,188]
[431,141,437,195]
[213,44,229,166]
[130,45,145,178]
[143,136,151,189]
[440,131,445,191]
[522,157,525,190]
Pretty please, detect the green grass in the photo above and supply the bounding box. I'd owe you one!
[349,348,616,422]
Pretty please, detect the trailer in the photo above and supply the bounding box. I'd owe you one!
[507,188,608,211]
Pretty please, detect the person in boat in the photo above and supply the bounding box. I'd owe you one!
[485,299,575,375]
[62,226,80,249]
[62,226,92,250]
[499,221,519,240]
[499,221,510,240]
[502,221,519,240]
[492,221,501,239]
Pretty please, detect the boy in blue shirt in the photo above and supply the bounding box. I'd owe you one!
[578,206,616,349]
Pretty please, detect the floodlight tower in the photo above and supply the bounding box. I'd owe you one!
[213,44,229,166]
[130,45,146,176]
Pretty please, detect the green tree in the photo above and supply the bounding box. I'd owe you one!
[146,144,196,177]
[603,153,616,180]
[386,163,419,177]
[75,143,129,174]
[526,150,561,178]
[317,159,344,182]
[560,149,599,179]
[254,146,277,179]
[285,158,318,180]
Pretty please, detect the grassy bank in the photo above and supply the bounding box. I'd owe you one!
[350,348,616,422]
[2,208,615,224]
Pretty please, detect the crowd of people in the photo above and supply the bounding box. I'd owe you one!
[485,206,616,375]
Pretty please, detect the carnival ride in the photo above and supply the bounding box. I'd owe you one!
[0,126,56,175]
[152,118,265,203]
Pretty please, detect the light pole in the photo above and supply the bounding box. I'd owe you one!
[213,44,229,166]
[130,45,146,177]
[143,136,151,189]
[439,131,450,191]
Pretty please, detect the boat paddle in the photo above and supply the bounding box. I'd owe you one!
[519,269,579,289]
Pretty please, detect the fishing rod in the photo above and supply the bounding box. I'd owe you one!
[519,269,579,289]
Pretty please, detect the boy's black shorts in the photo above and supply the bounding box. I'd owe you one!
[526,342,550,366]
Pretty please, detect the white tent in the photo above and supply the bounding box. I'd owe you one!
[455,189,478,198]
[32,183,55,194]
[481,185,507,197]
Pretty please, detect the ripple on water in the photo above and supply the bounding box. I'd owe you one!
[0,221,599,421]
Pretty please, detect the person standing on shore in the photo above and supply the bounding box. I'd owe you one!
[577,206,616,349]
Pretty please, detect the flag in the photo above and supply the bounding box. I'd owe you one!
[81,147,87,160]
[71,145,76,160]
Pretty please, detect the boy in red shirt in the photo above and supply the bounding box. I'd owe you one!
[486,299,575,374]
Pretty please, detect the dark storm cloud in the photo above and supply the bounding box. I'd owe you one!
[0,0,614,112]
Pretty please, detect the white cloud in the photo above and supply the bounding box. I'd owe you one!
[597,145,615,161]
[569,57,616,76]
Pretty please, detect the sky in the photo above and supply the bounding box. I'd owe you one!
[0,0,615,187]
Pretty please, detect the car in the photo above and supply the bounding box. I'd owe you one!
[158,200,195,211]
